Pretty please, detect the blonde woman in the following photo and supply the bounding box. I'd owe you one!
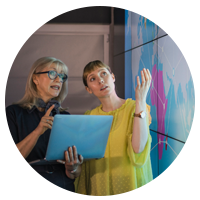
[6,57,83,191]
[75,60,153,195]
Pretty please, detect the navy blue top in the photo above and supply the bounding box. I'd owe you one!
[3,105,74,196]
[6,104,69,162]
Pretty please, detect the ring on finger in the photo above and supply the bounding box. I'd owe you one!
[71,168,77,174]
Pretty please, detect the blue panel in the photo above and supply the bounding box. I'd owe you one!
[129,41,158,132]
[125,10,132,51]
[124,10,195,181]
[125,4,157,51]
[125,51,132,99]
[157,36,195,142]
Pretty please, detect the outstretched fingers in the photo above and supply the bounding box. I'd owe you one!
[146,69,152,86]
[69,146,74,163]
[63,146,83,174]
[78,154,84,164]
[141,70,145,86]
[141,68,152,87]
[143,69,148,81]
[136,76,141,88]
[57,146,84,176]
[72,146,78,163]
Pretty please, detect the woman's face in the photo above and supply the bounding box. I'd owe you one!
[86,67,115,98]
[33,63,65,103]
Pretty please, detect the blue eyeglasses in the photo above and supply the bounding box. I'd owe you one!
[34,70,68,82]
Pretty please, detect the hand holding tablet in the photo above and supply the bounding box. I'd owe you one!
[45,115,113,161]
[57,145,83,173]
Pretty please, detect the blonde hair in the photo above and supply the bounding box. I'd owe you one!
[82,60,111,87]
[15,57,68,111]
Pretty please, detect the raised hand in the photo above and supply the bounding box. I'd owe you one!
[35,104,55,136]
[135,68,152,103]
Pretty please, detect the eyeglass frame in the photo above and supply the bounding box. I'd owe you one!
[34,70,68,83]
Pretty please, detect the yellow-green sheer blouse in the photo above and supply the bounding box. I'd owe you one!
[75,99,153,195]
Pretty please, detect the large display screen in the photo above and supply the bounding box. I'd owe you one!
[125,10,195,178]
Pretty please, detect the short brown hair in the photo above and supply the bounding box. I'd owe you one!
[82,60,111,87]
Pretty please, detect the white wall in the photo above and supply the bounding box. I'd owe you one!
[6,24,110,114]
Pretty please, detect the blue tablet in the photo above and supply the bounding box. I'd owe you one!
[29,114,113,165]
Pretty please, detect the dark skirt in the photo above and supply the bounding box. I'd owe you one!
[4,164,75,197]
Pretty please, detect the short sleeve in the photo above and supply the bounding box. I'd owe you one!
[6,106,19,144]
